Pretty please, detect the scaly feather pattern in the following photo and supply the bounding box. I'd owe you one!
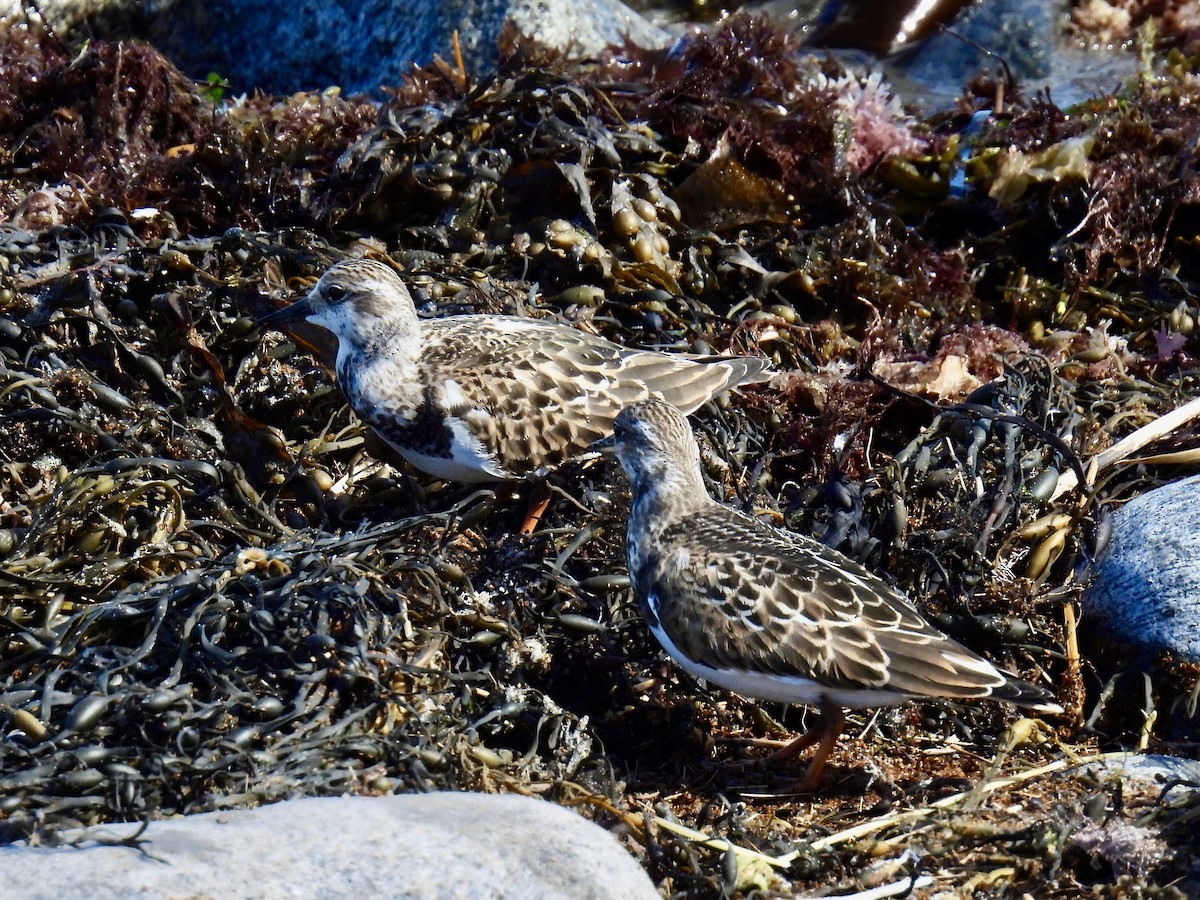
[260,259,769,482]
[610,398,1061,788]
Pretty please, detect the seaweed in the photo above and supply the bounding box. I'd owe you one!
[0,32,377,234]
[1,10,1199,897]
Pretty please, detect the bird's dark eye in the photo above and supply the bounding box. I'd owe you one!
[323,285,348,303]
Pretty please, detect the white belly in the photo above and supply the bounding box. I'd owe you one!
[395,445,512,482]
[648,621,911,709]
[379,416,512,483]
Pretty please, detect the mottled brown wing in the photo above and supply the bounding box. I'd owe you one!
[423,316,767,476]
[648,508,1013,700]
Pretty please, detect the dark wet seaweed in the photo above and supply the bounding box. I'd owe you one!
[1,11,1199,897]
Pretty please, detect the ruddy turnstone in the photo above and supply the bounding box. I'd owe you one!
[259,259,770,484]
[607,399,1062,789]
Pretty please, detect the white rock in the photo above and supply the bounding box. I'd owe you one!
[0,0,156,34]
[1066,755,1200,880]
[1084,474,1200,661]
[1071,754,1200,798]
[0,793,659,900]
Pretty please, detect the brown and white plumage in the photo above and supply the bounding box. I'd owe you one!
[610,399,1061,788]
[260,259,770,482]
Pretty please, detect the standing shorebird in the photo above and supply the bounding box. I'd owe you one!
[607,399,1061,789]
[260,260,769,496]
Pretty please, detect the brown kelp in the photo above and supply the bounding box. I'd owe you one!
[1,11,1199,896]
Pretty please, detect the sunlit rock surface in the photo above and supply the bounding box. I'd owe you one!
[0,793,659,900]
[1085,475,1200,662]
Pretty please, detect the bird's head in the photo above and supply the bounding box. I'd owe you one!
[258,259,419,355]
[608,399,707,507]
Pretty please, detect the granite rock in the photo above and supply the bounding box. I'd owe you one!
[1076,753,1200,791]
[0,793,659,900]
[1084,474,1200,662]
[1,0,670,95]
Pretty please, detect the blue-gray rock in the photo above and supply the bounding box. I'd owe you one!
[1,0,671,95]
[0,793,660,900]
[896,0,1068,86]
[784,0,1135,110]
[1084,474,1200,662]
[794,0,1066,79]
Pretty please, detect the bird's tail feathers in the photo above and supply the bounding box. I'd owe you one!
[660,356,771,413]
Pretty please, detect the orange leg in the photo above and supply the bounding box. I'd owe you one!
[770,702,846,791]
[519,481,552,534]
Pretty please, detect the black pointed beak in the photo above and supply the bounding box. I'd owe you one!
[590,433,617,454]
[257,296,314,329]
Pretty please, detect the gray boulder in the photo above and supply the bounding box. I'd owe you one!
[1084,474,1200,662]
[0,793,659,900]
[1,0,670,95]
